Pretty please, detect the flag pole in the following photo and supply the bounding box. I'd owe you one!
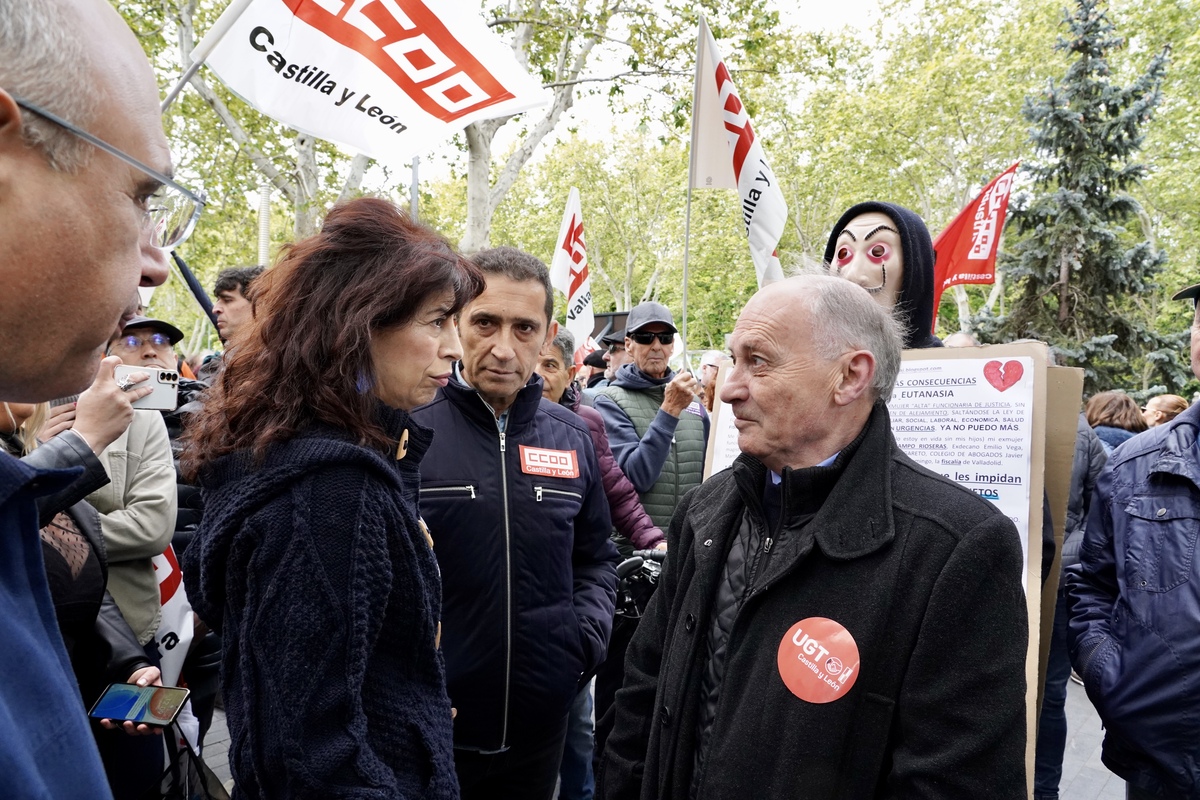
[681,16,707,374]
[161,0,255,113]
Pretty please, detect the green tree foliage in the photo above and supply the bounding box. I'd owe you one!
[981,0,1181,394]
[429,131,755,348]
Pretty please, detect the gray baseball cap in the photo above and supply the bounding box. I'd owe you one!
[625,301,677,334]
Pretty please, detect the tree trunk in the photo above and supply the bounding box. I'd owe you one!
[461,120,499,253]
[985,268,1005,315]
[953,285,971,331]
[336,154,372,205]
[293,134,321,238]
[1057,248,1073,325]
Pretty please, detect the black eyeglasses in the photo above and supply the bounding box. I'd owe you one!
[114,333,174,350]
[606,344,625,354]
[629,331,674,346]
[11,95,205,250]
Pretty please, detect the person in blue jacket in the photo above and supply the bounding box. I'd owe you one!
[1066,282,1200,798]
[413,246,619,800]
[0,0,178,795]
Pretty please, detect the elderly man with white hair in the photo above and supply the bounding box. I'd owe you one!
[599,275,1027,800]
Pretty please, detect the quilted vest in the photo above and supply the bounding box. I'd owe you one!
[598,384,706,529]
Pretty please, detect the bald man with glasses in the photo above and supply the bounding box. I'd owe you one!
[0,1,202,795]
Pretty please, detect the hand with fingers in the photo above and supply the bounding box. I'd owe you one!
[99,667,165,736]
[39,357,151,454]
[662,371,701,417]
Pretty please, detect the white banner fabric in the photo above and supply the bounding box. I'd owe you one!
[689,17,787,286]
[548,187,595,351]
[199,0,549,164]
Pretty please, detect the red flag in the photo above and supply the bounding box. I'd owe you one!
[931,162,1020,330]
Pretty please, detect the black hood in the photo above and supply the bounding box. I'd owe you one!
[823,201,942,350]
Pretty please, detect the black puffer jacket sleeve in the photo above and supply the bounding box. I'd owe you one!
[21,432,111,527]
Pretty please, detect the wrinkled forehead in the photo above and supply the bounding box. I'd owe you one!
[540,346,568,368]
[837,211,900,243]
[733,288,809,349]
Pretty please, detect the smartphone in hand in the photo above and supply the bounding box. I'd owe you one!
[113,364,179,411]
[88,683,190,727]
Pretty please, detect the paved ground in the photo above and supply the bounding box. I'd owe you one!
[201,678,1129,797]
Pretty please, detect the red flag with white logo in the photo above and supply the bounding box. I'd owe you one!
[689,17,787,287]
[549,187,595,350]
[931,162,1020,330]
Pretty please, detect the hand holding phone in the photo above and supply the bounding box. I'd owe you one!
[89,683,190,730]
[112,363,178,411]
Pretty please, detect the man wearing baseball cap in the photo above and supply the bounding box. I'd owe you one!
[592,301,708,767]
[108,316,184,371]
[1066,282,1200,797]
[594,302,709,532]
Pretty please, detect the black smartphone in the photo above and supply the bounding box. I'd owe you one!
[88,683,190,727]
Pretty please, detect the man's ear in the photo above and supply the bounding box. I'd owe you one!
[546,319,559,342]
[0,90,34,196]
[568,364,579,383]
[0,89,26,150]
[833,350,875,407]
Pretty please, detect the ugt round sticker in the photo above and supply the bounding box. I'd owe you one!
[776,617,860,703]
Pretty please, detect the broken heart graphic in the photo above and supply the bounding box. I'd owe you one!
[983,360,1023,392]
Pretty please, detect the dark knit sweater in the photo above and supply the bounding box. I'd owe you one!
[183,405,456,800]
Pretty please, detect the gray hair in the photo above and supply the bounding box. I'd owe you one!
[548,330,575,364]
[794,274,904,402]
[0,0,97,171]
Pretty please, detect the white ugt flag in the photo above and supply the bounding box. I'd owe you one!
[196,0,549,166]
[549,187,595,353]
[690,17,787,286]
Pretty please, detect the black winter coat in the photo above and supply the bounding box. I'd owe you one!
[412,375,619,752]
[599,404,1028,800]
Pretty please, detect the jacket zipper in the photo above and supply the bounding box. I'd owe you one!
[697,498,779,795]
[419,484,477,499]
[535,486,582,501]
[744,526,774,599]
[499,429,512,750]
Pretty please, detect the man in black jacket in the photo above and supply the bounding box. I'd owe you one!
[413,247,619,800]
[598,274,1028,800]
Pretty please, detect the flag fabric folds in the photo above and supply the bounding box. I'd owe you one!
[689,17,787,287]
[549,187,595,354]
[931,162,1021,329]
[198,0,548,165]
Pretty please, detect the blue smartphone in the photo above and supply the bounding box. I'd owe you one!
[88,683,190,727]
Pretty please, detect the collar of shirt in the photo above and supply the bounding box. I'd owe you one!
[769,451,839,485]
[454,361,510,433]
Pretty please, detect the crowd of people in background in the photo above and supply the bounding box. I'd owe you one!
[5,2,1200,800]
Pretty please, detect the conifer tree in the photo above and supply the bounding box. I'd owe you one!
[983,0,1178,393]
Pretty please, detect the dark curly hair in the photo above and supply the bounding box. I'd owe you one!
[182,198,483,480]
